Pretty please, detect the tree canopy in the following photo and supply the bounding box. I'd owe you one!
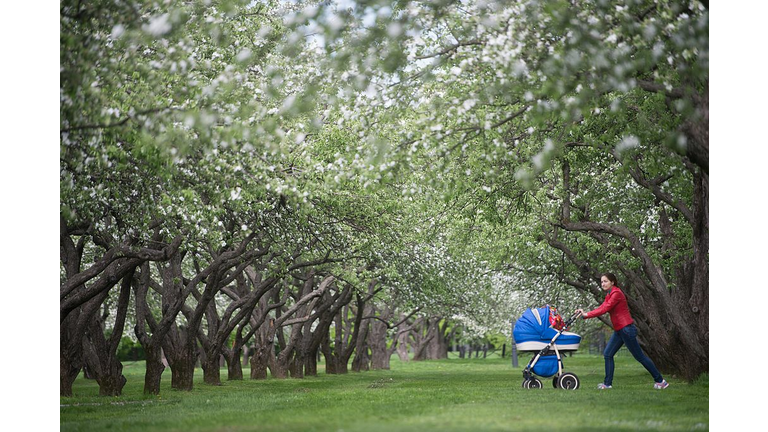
[56,0,709,399]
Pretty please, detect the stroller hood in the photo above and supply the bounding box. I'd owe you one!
[513,306,552,341]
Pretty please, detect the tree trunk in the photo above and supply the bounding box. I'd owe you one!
[351,301,372,373]
[82,320,127,396]
[335,357,348,374]
[342,291,370,373]
[270,354,289,379]
[225,348,244,381]
[331,308,348,374]
[201,352,222,386]
[60,259,124,396]
[250,319,273,379]
[411,317,436,361]
[321,335,338,375]
[289,353,305,379]
[199,267,278,384]
[83,364,96,380]
[60,289,114,396]
[396,330,410,362]
[304,351,319,376]
[60,216,85,397]
[242,346,250,369]
[143,343,165,395]
[368,319,390,370]
[60,353,81,396]
[300,321,323,378]
[271,275,316,378]
[290,276,351,377]
[81,272,133,396]
[164,325,197,391]
[352,343,370,372]
[169,358,196,390]
[133,259,187,395]
[320,319,354,375]
[60,313,83,397]
[425,319,450,360]
[249,339,270,380]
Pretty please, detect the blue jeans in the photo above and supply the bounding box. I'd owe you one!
[603,324,663,386]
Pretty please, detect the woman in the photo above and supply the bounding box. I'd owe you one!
[575,273,669,390]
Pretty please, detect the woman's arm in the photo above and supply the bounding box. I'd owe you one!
[580,290,620,319]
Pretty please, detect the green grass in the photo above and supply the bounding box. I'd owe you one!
[61,354,708,432]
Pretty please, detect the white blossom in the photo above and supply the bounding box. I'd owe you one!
[111,24,125,39]
[143,13,172,36]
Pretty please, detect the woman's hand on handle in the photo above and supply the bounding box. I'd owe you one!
[574,309,584,318]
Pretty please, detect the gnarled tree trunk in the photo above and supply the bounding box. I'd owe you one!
[60,312,84,397]
[410,317,435,361]
[81,271,133,396]
[164,324,198,391]
[351,302,372,373]
[224,347,244,381]
[141,344,165,395]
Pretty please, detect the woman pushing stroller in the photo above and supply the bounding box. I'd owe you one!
[575,273,670,390]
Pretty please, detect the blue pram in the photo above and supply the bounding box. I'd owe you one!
[513,306,582,389]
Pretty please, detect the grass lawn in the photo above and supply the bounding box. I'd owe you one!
[60,353,708,431]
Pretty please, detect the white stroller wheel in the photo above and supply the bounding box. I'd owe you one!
[557,372,580,390]
[528,378,543,389]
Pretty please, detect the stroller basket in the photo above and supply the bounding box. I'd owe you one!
[531,353,559,377]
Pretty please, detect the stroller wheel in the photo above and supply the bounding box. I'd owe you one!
[553,376,560,388]
[527,378,542,389]
[522,379,530,389]
[557,372,580,390]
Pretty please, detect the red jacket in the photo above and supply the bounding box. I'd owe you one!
[584,286,634,331]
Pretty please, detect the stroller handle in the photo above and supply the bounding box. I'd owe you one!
[563,311,582,328]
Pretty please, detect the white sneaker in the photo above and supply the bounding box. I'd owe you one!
[597,383,612,389]
[653,380,669,389]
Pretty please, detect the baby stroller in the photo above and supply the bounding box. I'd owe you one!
[513,305,582,389]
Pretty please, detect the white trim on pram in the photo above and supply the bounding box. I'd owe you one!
[516,332,581,352]
[517,340,580,351]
